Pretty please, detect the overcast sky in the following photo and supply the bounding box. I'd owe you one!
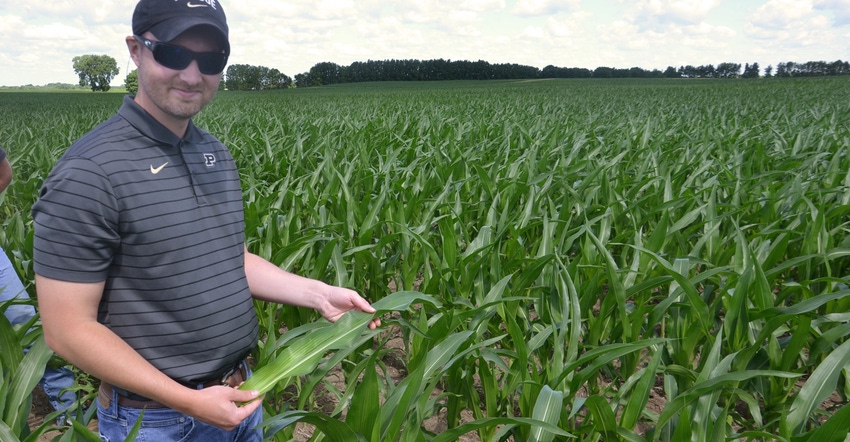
[1,0,848,87]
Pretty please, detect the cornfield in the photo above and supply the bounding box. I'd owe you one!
[1,77,849,441]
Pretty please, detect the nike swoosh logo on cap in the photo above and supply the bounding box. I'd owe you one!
[187,2,209,7]
[151,162,168,174]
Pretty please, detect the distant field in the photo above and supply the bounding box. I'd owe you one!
[2,78,849,440]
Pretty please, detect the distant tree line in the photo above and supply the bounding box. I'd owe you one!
[215,58,850,90]
[53,53,850,92]
[224,64,293,91]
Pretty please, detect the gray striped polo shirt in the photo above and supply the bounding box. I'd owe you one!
[32,96,259,385]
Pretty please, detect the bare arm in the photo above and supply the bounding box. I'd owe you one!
[0,158,13,194]
[244,248,381,329]
[35,275,261,430]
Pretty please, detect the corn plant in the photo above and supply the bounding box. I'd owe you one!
[2,77,849,440]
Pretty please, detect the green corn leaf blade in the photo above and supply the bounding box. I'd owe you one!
[749,240,775,312]
[616,427,648,442]
[795,401,850,442]
[512,254,554,294]
[462,225,493,260]
[780,316,812,372]
[370,290,442,312]
[344,350,381,441]
[65,419,105,442]
[738,430,792,442]
[22,406,72,442]
[585,228,631,340]
[310,237,339,281]
[529,385,564,442]
[304,330,380,412]
[437,217,458,270]
[259,410,366,441]
[620,346,663,430]
[668,203,707,234]
[239,310,372,395]
[0,309,23,376]
[670,404,692,441]
[430,417,574,442]
[559,339,667,390]
[0,421,18,442]
[4,335,51,434]
[358,185,388,237]
[380,364,425,441]
[751,289,850,321]
[629,244,712,336]
[736,288,850,368]
[782,338,850,436]
[810,322,850,361]
[558,258,582,372]
[241,291,439,396]
[657,370,799,435]
[734,390,764,429]
[584,395,618,440]
[423,330,473,380]
[331,239,349,287]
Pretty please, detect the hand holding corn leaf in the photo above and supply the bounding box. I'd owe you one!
[238,291,439,398]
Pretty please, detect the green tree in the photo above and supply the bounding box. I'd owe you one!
[716,63,741,78]
[742,62,760,79]
[124,70,138,95]
[72,54,119,92]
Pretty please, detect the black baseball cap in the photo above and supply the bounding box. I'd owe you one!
[132,0,230,55]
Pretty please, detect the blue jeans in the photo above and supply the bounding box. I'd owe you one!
[97,383,263,441]
[0,248,77,420]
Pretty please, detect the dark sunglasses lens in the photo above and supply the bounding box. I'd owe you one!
[153,45,193,71]
[197,54,228,75]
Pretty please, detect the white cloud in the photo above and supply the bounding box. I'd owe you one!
[748,0,814,29]
[813,0,850,25]
[0,0,847,86]
[626,0,723,31]
[513,0,581,17]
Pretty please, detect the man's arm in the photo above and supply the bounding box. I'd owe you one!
[0,157,13,194]
[243,248,381,329]
[35,275,262,430]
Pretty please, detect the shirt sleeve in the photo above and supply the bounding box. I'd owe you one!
[32,156,120,283]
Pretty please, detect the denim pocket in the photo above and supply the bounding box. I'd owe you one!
[97,403,195,442]
[136,413,195,442]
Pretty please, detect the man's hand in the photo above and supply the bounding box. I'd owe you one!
[178,386,262,431]
[316,285,381,329]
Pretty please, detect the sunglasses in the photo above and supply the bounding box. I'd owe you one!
[134,35,228,75]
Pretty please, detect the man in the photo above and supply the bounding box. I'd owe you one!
[0,148,77,425]
[32,1,379,440]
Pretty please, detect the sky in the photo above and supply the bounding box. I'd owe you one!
[1,0,848,87]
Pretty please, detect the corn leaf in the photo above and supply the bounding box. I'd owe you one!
[343,350,381,440]
[794,401,850,442]
[619,345,663,430]
[782,338,850,436]
[430,417,573,442]
[238,310,372,395]
[259,410,366,441]
[4,335,50,434]
[584,395,618,440]
[529,385,563,442]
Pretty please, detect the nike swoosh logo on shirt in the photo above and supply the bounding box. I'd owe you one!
[150,162,169,174]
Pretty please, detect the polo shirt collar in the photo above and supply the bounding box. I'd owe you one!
[118,95,205,147]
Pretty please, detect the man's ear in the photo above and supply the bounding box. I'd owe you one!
[126,36,142,68]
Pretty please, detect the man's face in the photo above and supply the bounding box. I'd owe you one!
[131,28,223,133]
